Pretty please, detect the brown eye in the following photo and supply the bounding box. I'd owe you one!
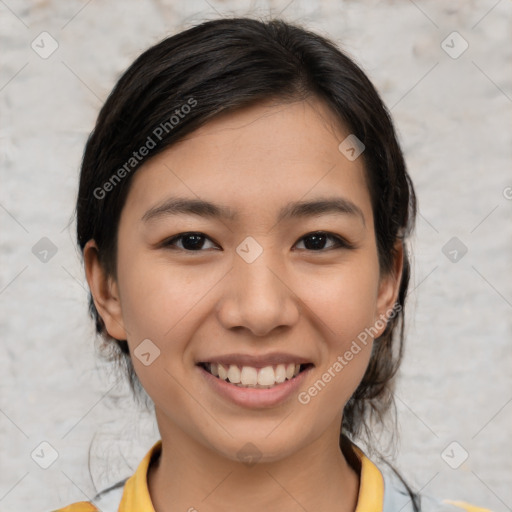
[295,232,353,251]
[163,232,218,251]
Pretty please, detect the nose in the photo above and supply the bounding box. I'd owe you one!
[215,247,300,337]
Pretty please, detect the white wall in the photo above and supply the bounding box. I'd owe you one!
[1,1,511,510]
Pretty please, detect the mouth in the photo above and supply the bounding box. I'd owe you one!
[196,362,314,389]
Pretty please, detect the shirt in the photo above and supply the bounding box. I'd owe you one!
[52,440,493,512]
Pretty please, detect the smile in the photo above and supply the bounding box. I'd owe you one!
[198,362,313,389]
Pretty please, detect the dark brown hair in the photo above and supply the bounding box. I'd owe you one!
[76,16,418,506]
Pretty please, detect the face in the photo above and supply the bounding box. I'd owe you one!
[85,97,401,464]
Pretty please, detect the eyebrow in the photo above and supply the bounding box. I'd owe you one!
[141,196,366,226]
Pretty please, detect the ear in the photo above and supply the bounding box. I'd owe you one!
[374,241,404,335]
[83,240,128,340]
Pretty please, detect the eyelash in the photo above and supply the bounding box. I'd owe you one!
[161,231,354,252]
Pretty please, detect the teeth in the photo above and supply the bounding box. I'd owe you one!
[218,364,228,380]
[205,362,303,388]
[257,366,275,386]
[241,366,258,385]
[275,364,286,383]
[227,365,241,383]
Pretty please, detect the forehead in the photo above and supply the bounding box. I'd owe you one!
[121,97,373,227]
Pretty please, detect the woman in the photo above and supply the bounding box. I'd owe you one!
[55,17,491,512]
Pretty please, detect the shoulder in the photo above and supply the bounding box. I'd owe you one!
[50,479,125,512]
[50,439,161,512]
[381,466,494,512]
[50,502,99,512]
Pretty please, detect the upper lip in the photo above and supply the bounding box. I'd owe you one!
[196,352,314,369]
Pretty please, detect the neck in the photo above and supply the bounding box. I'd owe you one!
[147,414,360,512]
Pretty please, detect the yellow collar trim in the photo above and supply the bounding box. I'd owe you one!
[119,439,162,510]
[351,445,385,512]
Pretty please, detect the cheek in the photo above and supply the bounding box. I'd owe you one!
[299,256,381,345]
[296,255,380,401]
[114,251,201,396]
[116,249,221,342]
[297,270,378,413]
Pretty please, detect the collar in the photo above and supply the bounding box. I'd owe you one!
[352,445,385,511]
[119,439,384,512]
[118,440,162,510]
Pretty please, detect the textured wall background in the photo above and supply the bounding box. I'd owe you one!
[1,1,511,511]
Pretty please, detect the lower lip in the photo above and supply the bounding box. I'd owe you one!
[197,364,313,409]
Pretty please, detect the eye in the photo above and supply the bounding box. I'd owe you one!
[294,231,353,251]
[161,231,353,252]
[162,232,219,251]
